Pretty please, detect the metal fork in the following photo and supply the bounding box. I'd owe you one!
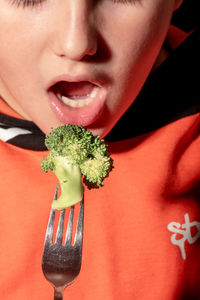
[42,186,84,300]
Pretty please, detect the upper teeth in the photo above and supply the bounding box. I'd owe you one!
[56,86,99,108]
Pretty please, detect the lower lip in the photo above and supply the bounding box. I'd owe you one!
[47,86,107,127]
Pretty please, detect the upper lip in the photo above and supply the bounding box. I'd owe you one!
[47,73,106,91]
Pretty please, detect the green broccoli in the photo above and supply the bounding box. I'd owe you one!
[41,124,113,210]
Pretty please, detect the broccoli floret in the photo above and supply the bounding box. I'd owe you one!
[41,124,113,210]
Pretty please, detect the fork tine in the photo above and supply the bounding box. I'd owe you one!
[53,184,59,201]
[45,208,56,243]
[74,199,84,246]
[44,185,59,243]
[65,206,74,245]
[55,209,65,244]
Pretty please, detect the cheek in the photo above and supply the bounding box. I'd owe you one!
[0,16,49,102]
[0,7,51,71]
[102,4,173,90]
[100,7,173,124]
[99,1,174,64]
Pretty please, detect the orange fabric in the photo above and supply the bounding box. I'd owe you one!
[0,102,200,299]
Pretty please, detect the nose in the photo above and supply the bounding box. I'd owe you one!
[55,2,97,61]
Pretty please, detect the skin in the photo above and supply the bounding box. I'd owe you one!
[0,0,182,137]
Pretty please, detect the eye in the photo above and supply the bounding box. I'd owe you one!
[113,0,140,3]
[9,0,45,7]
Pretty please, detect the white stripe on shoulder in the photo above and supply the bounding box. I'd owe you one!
[0,127,32,142]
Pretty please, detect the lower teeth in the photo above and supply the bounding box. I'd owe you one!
[56,86,99,108]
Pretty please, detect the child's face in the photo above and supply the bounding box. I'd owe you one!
[0,0,180,137]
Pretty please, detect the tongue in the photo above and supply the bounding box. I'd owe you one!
[55,81,95,99]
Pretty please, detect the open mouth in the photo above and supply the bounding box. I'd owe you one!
[50,81,99,108]
[47,79,107,127]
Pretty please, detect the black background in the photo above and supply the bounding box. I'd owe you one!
[172,0,199,32]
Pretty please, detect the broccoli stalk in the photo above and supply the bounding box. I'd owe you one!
[52,157,84,209]
[41,124,113,210]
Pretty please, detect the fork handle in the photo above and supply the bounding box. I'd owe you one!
[54,288,64,300]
